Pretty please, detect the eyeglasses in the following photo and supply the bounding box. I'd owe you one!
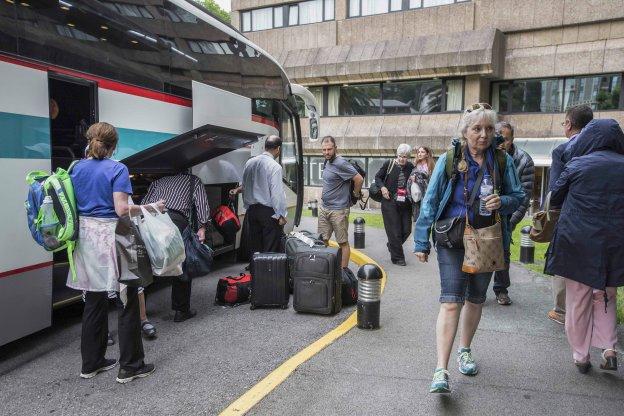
[465,103,492,113]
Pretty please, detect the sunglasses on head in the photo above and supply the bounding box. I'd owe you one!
[465,103,492,113]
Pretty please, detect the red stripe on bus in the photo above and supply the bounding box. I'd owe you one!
[0,261,54,279]
[252,114,279,129]
[0,54,192,107]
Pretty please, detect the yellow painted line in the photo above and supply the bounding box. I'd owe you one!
[219,242,387,416]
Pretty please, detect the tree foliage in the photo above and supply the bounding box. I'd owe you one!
[197,0,230,23]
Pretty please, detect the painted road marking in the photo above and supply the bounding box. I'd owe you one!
[219,242,387,415]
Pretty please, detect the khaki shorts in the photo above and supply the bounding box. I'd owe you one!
[317,206,350,244]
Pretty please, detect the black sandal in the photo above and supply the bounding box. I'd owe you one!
[141,321,157,340]
[600,349,618,371]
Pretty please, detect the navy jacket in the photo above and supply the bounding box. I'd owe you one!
[545,119,624,289]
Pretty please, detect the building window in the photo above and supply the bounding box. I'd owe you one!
[241,0,334,32]
[382,80,442,114]
[187,40,233,55]
[349,0,469,16]
[56,25,98,41]
[492,74,622,113]
[564,74,621,111]
[319,79,462,116]
[252,8,273,31]
[337,84,381,115]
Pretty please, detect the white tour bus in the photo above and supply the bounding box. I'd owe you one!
[0,0,319,346]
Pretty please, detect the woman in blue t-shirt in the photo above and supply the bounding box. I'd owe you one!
[68,122,164,383]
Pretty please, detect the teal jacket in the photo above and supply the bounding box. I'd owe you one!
[413,145,525,254]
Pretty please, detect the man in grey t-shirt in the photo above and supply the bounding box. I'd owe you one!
[318,136,364,268]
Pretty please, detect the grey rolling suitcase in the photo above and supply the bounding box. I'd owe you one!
[292,246,342,315]
[250,252,289,309]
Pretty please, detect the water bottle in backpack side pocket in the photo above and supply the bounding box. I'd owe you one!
[40,195,61,249]
[479,174,493,216]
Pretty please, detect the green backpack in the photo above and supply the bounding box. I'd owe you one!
[25,161,79,281]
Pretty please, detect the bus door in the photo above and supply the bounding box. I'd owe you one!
[0,58,52,346]
[48,73,98,307]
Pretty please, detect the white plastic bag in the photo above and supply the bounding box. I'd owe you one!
[410,181,422,203]
[138,205,185,276]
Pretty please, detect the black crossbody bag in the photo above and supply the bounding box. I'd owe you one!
[433,168,484,249]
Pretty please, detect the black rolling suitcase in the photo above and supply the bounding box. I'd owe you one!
[250,252,289,309]
[284,231,326,292]
[292,246,342,315]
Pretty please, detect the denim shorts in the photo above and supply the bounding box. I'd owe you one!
[437,246,492,304]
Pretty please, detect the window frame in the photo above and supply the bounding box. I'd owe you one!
[491,73,623,114]
[315,78,464,118]
[240,0,335,32]
[347,0,469,18]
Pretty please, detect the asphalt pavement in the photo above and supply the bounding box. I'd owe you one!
[1,217,622,415]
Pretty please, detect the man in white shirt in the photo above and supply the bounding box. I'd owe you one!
[231,135,287,256]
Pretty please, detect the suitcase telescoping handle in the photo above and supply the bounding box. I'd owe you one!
[228,273,249,281]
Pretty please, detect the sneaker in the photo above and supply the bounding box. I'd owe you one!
[457,347,478,376]
[116,363,155,384]
[80,358,117,379]
[547,309,565,325]
[496,293,512,305]
[429,368,450,393]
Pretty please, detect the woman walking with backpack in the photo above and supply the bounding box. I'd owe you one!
[413,104,524,393]
[375,144,414,266]
[67,122,163,383]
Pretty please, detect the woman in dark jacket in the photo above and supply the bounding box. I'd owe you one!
[545,118,624,373]
[375,144,414,266]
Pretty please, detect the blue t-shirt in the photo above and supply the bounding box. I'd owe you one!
[71,159,132,218]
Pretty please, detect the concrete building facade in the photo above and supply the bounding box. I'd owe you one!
[231,0,624,209]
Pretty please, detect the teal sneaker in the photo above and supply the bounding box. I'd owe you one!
[429,368,450,393]
[457,347,478,376]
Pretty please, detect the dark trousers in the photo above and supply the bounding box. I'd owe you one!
[169,211,193,312]
[493,248,511,295]
[81,287,144,373]
[381,199,412,262]
[247,204,284,257]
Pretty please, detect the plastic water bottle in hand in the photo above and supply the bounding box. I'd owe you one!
[479,174,494,216]
[40,195,60,249]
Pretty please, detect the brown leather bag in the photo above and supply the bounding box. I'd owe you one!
[529,192,560,243]
[462,212,506,274]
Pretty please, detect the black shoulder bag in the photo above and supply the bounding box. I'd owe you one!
[368,160,395,203]
[433,166,484,249]
[182,175,214,280]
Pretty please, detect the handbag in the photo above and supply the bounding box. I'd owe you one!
[529,192,560,243]
[368,160,395,202]
[460,168,505,274]
[115,215,154,287]
[214,273,252,306]
[182,176,214,280]
[433,168,484,249]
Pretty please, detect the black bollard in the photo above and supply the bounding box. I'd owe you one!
[520,225,534,264]
[353,217,365,249]
[311,199,318,217]
[357,264,382,330]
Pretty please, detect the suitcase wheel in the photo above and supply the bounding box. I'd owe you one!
[250,305,256,310]
[280,305,288,310]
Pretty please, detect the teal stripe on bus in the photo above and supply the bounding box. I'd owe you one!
[0,110,176,160]
[115,128,175,160]
[0,112,50,159]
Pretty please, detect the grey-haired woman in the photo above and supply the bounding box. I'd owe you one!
[374,143,414,265]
